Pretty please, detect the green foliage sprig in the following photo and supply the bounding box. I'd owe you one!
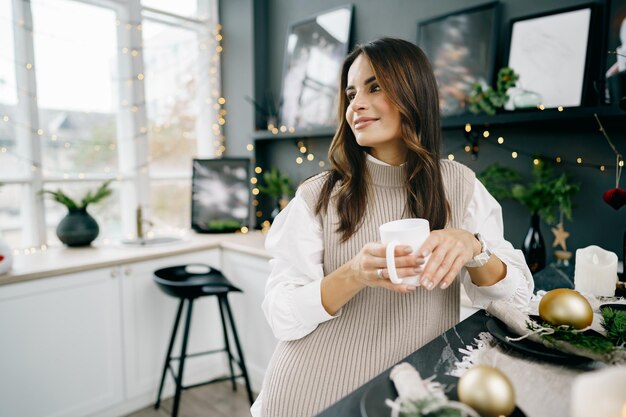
[527,321,615,355]
[257,168,294,198]
[478,162,580,225]
[468,67,519,116]
[525,307,626,357]
[601,307,626,347]
[42,180,113,210]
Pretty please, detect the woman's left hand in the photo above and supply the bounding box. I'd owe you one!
[416,229,480,290]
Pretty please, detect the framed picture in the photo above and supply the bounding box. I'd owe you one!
[191,158,250,233]
[418,2,500,117]
[507,5,596,109]
[279,5,353,129]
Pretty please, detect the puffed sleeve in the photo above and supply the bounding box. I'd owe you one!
[461,179,534,310]
[261,190,340,341]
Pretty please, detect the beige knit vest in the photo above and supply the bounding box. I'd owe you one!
[261,159,475,417]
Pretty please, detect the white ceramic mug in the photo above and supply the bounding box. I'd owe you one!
[379,218,430,285]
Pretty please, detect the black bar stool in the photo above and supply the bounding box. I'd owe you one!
[153,264,254,417]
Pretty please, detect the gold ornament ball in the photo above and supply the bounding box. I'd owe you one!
[538,288,593,329]
[457,365,516,417]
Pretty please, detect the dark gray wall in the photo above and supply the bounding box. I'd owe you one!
[220,0,626,260]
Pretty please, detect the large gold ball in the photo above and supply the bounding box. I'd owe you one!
[538,288,593,329]
[457,365,516,417]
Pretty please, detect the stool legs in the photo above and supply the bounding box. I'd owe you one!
[220,294,254,405]
[155,299,185,410]
[217,296,237,391]
[171,299,194,417]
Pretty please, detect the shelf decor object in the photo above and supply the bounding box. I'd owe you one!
[507,4,596,110]
[279,4,353,129]
[191,158,251,233]
[418,1,500,117]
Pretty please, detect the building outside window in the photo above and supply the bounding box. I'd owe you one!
[0,0,221,250]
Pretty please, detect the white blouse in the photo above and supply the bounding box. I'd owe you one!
[252,157,534,416]
[262,156,534,342]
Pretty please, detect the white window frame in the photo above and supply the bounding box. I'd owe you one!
[8,0,219,248]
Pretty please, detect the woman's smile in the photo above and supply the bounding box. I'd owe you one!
[353,116,378,129]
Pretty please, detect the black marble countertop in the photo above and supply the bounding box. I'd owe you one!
[316,310,491,417]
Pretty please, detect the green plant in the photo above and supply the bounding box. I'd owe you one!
[258,168,294,198]
[468,67,519,116]
[478,162,580,225]
[42,180,113,210]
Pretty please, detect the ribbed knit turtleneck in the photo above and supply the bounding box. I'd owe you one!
[364,158,406,188]
[261,159,476,417]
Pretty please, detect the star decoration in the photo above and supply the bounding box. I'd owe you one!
[551,223,570,251]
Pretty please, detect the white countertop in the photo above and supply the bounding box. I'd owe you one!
[1,231,269,286]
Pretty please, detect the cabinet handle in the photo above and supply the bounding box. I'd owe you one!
[110,269,119,278]
[124,267,132,276]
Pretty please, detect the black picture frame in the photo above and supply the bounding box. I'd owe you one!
[278,4,353,129]
[191,158,250,233]
[417,2,500,117]
[506,4,600,109]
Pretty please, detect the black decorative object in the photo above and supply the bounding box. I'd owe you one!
[522,213,546,273]
[507,4,601,109]
[417,1,500,117]
[279,4,353,128]
[191,158,251,233]
[56,208,99,247]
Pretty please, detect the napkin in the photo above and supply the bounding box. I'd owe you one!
[486,300,626,365]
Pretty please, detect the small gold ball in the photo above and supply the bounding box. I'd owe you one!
[458,365,516,417]
[539,288,593,329]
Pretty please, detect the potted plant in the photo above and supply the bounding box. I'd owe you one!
[42,180,113,247]
[257,168,294,221]
[468,67,519,116]
[479,162,580,272]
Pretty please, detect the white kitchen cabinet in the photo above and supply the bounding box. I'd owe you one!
[221,250,276,391]
[0,267,124,417]
[0,244,274,417]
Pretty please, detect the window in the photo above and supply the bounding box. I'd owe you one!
[0,0,219,251]
[32,0,119,176]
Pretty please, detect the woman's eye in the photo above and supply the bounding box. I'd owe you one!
[371,84,381,92]
[347,93,356,101]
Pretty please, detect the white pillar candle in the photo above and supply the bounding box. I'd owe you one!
[574,245,618,297]
[571,367,626,417]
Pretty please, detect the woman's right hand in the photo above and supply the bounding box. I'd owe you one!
[347,242,425,293]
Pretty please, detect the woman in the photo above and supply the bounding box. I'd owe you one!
[251,37,533,417]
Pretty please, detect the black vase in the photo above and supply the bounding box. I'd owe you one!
[522,213,546,273]
[56,208,100,247]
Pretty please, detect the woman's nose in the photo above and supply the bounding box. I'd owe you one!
[350,93,367,111]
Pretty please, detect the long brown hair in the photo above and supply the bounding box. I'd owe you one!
[315,37,450,242]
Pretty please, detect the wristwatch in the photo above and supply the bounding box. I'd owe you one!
[465,233,492,268]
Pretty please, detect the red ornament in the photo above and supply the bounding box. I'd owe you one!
[603,188,626,210]
[0,256,3,262]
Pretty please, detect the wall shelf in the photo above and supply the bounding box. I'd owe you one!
[252,106,624,143]
[253,126,335,141]
[441,105,624,129]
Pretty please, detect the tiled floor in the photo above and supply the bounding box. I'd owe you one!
[126,382,255,417]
